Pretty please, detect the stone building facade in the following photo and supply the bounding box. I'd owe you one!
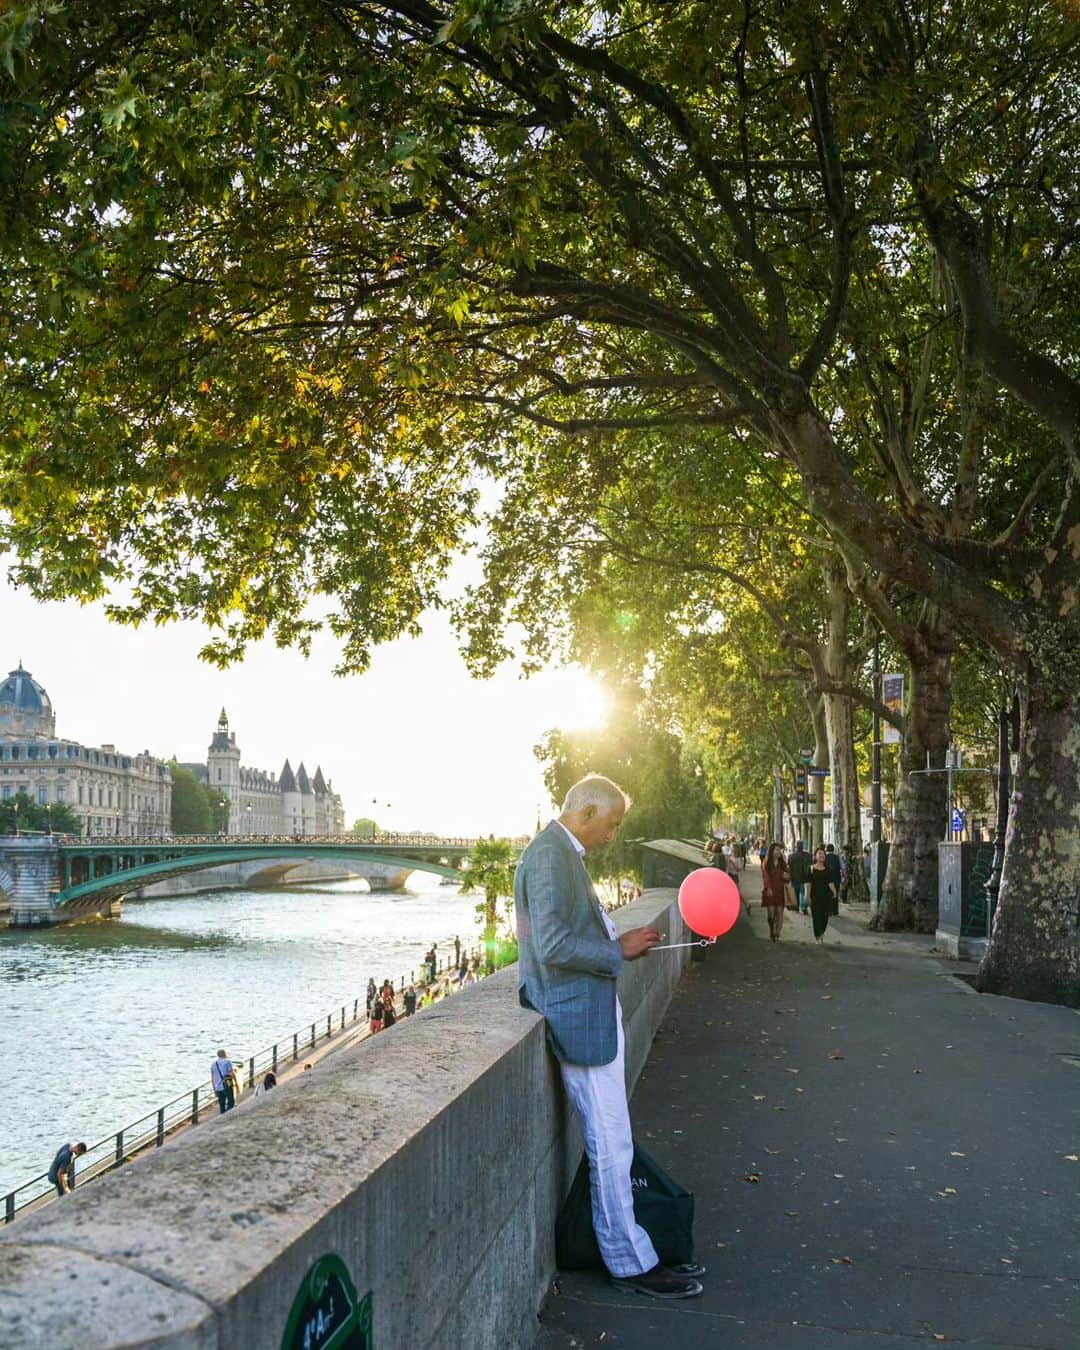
[0,664,171,836]
[183,710,345,836]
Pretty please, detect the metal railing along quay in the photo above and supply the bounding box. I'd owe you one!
[2,945,479,1226]
[26,832,532,848]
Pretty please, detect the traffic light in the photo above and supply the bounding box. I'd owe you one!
[794,764,807,820]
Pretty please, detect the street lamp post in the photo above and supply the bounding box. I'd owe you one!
[245,802,253,838]
[12,800,18,836]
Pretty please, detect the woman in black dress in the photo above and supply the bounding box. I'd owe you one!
[809,846,839,944]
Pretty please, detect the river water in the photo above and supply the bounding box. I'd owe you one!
[0,876,482,1196]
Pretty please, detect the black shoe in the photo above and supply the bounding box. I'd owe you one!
[671,1261,706,1277]
[610,1263,703,1299]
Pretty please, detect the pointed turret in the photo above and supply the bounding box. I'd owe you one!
[312,766,328,795]
[279,759,297,792]
[210,707,234,753]
[296,762,312,794]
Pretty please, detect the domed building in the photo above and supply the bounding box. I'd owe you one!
[0,663,171,836]
[0,663,56,739]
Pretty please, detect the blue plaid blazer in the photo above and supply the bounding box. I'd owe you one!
[515,821,623,1066]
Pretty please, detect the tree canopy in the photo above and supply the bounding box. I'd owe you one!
[169,764,228,834]
[3,2,1080,1001]
[0,791,81,836]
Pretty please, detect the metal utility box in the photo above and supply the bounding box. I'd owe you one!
[937,841,989,960]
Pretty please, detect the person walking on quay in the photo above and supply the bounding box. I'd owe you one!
[369,997,385,1035]
[211,1049,237,1114]
[760,842,789,942]
[47,1141,86,1197]
[516,773,703,1301]
[382,988,397,1029]
[403,984,417,1016]
[366,978,377,1016]
[824,843,843,911]
[809,846,839,944]
[788,840,811,914]
[453,933,461,967]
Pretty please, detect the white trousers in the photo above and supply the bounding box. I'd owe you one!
[559,1006,658,1277]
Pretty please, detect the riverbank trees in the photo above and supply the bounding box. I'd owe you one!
[1,5,1077,1002]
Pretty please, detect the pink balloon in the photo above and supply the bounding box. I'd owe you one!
[678,868,741,939]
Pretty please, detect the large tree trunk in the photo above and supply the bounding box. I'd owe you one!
[823,687,866,897]
[803,690,828,851]
[874,626,954,932]
[979,675,1080,1006]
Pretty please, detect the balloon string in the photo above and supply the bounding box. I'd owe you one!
[650,938,716,950]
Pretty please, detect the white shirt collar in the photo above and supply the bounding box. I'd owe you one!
[555,819,586,856]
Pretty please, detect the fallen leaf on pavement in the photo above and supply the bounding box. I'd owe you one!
[950,1151,966,1157]
[744,1173,761,1183]
[785,1211,799,1217]
[1064,1154,1078,1162]
[829,1051,844,1060]
[753,1094,766,1101]
[830,1256,853,1264]
[821,994,833,1001]
[833,1173,845,1179]
[913,1068,924,1074]
[1000,1258,1013,1264]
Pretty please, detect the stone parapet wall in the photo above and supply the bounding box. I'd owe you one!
[0,889,688,1349]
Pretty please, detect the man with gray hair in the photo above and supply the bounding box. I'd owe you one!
[515,773,703,1299]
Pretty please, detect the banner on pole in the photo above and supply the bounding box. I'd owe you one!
[882,673,904,744]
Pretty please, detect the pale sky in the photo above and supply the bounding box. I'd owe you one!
[1,574,610,837]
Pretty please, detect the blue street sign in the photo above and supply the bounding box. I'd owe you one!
[951,808,965,833]
[807,767,831,777]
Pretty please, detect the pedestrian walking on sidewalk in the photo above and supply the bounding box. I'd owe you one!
[369,998,385,1034]
[788,840,811,913]
[211,1049,237,1113]
[824,844,843,913]
[515,774,703,1301]
[809,846,838,943]
[366,978,377,1015]
[761,843,789,941]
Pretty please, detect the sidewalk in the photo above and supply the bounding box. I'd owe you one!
[536,874,1080,1348]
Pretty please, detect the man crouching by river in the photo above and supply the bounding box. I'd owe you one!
[515,774,703,1300]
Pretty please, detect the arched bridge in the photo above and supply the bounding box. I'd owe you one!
[0,835,528,927]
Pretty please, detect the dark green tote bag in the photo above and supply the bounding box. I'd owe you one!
[554,1142,695,1270]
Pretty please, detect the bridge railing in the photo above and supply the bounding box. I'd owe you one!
[1,944,477,1227]
[56,833,531,849]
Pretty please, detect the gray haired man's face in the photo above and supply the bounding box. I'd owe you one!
[569,802,625,852]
